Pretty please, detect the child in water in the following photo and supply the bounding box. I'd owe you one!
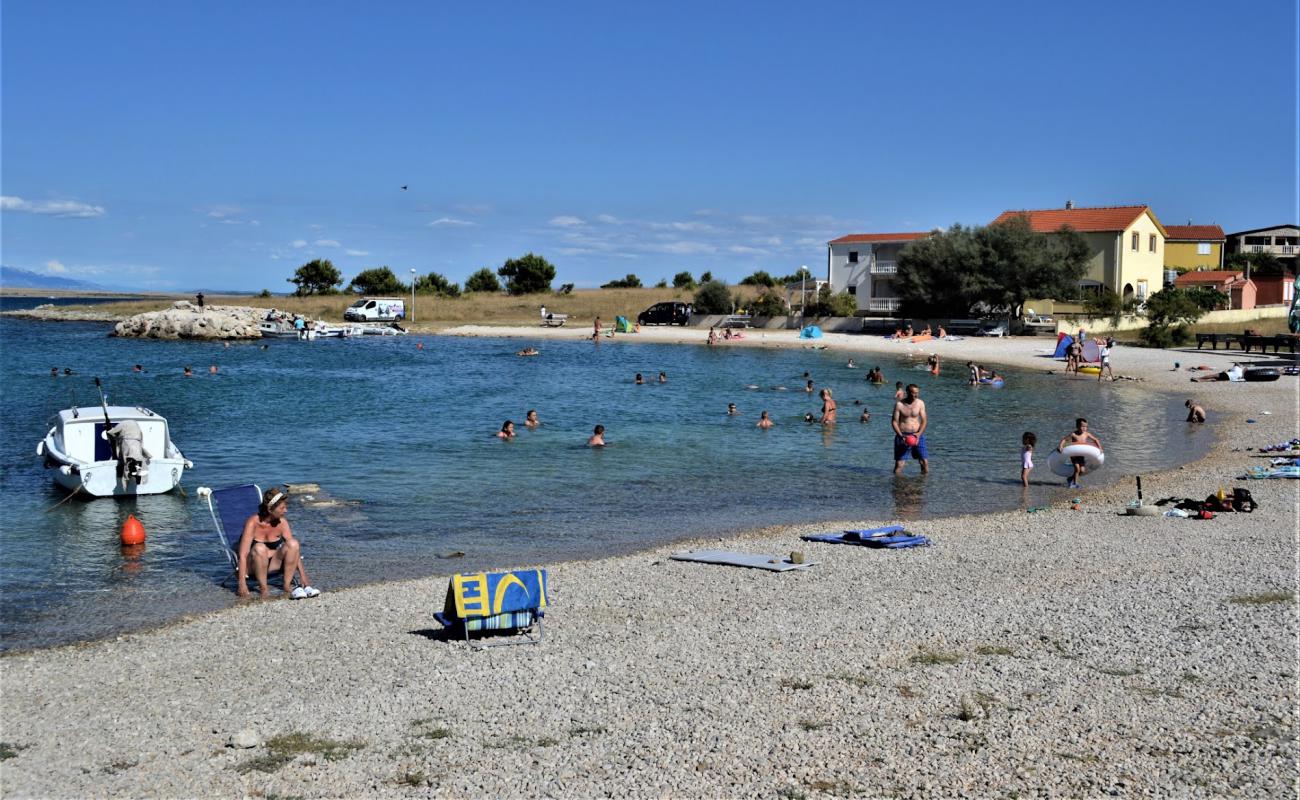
[1020,431,1036,487]
[587,425,606,447]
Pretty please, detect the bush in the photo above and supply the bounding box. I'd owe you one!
[749,289,789,317]
[1083,288,1138,326]
[692,280,733,315]
[600,273,642,289]
[805,287,857,318]
[557,283,574,295]
[464,268,501,293]
[1140,323,1192,348]
[672,271,695,289]
[740,270,777,287]
[414,271,460,297]
[258,289,272,298]
[497,253,556,295]
[654,278,668,288]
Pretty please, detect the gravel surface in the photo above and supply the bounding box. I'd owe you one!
[2,336,1296,798]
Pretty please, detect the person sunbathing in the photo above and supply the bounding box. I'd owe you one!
[236,487,318,599]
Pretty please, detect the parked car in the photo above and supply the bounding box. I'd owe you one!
[976,319,1008,337]
[344,297,406,322]
[637,301,692,326]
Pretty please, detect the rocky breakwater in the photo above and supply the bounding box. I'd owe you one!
[113,301,262,340]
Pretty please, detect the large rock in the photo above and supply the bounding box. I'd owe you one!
[112,301,263,340]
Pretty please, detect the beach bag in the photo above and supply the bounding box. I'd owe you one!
[1194,508,1216,520]
[1232,488,1257,513]
[1203,494,1235,512]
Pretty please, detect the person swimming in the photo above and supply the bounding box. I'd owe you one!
[516,347,539,356]
[497,420,516,439]
[658,372,667,383]
[587,424,606,447]
[846,359,856,369]
[634,373,644,385]
[727,403,739,415]
[525,409,540,428]
[756,411,773,429]
[183,366,193,377]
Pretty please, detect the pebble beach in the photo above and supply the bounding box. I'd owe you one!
[2,333,1296,798]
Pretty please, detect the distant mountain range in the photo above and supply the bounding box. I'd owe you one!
[0,265,109,291]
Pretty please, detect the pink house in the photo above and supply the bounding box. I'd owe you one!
[1174,270,1257,310]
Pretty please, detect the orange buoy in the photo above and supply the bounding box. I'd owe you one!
[120,514,145,546]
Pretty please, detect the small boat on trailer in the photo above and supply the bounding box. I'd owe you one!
[36,380,192,497]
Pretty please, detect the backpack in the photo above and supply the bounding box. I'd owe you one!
[1204,494,1235,512]
[1232,487,1257,513]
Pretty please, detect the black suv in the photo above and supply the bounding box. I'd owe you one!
[637,301,692,326]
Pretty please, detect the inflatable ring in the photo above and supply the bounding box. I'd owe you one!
[1077,365,1101,375]
[978,378,1005,387]
[1047,444,1105,478]
[1245,368,1281,382]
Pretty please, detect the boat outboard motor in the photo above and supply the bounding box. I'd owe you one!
[104,419,149,487]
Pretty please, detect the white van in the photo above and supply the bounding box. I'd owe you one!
[344,297,406,322]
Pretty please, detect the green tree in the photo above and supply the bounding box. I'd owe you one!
[287,259,343,296]
[692,280,732,314]
[896,218,1090,318]
[497,253,557,295]
[654,278,668,288]
[1182,285,1229,311]
[348,266,407,295]
[748,289,789,317]
[1226,250,1284,276]
[672,271,696,289]
[740,270,777,287]
[1083,288,1140,327]
[464,267,501,293]
[414,271,460,297]
[805,286,857,318]
[600,273,642,289]
[1139,288,1207,347]
[699,271,713,283]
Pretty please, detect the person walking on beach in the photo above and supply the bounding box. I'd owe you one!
[891,383,929,475]
[1056,418,1102,489]
[1067,337,1082,374]
[1185,400,1206,423]
[593,317,602,339]
[1020,431,1037,487]
[819,388,837,425]
[1098,337,1115,382]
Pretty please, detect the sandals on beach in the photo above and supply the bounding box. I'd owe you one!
[289,585,322,600]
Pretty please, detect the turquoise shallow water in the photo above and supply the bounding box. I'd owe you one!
[0,312,1211,650]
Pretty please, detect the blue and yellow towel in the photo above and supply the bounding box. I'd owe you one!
[444,569,548,620]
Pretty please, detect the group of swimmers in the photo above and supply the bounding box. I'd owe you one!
[634,372,667,385]
[965,361,1003,384]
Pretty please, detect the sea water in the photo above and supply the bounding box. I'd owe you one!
[0,313,1211,650]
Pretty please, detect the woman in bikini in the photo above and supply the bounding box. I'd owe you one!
[236,487,317,599]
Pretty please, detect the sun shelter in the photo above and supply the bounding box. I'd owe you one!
[615,315,634,333]
[799,325,823,339]
[1053,332,1073,359]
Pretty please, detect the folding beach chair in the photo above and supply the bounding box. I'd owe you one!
[197,484,300,591]
[434,569,548,649]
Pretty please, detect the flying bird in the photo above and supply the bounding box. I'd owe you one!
[400,185,408,191]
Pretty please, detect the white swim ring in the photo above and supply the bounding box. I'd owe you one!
[1047,444,1105,478]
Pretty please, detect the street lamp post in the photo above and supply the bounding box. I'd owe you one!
[799,265,809,331]
[409,269,417,323]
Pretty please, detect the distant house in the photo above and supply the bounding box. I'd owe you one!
[1174,270,1256,310]
[1224,224,1298,274]
[826,232,929,315]
[1253,272,1296,307]
[990,203,1167,303]
[1163,224,1225,272]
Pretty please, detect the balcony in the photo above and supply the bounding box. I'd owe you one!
[867,297,901,312]
[870,260,898,275]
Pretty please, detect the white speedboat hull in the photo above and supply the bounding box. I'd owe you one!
[37,406,192,498]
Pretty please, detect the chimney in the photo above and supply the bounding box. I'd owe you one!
[1065,200,1074,210]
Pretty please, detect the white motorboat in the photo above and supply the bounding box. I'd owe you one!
[37,386,192,497]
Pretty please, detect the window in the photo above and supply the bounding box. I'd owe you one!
[1243,236,1270,245]
[1131,232,1139,251]
[848,251,859,263]
[847,284,857,295]
[1149,234,1157,253]
[1137,280,1148,299]
[1197,242,1211,255]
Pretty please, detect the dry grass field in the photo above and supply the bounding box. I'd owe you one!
[3,286,765,330]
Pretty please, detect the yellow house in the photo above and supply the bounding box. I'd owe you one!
[1163,224,1225,272]
[991,203,1167,302]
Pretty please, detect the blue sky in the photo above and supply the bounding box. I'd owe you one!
[2,1,1296,291]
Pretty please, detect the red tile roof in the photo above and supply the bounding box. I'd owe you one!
[991,205,1157,234]
[828,232,929,245]
[1164,224,1225,241]
[1174,270,1244,285]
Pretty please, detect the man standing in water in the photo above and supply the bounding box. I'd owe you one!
[891,383,928,474]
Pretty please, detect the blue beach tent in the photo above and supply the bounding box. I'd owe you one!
[799,326,823,339]
[1052,333,1074,359]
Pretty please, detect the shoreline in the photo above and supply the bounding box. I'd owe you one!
[2,321,1296,796]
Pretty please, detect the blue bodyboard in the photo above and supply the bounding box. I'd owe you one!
[802,526,930,549]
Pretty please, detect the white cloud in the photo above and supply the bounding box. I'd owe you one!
[429,217,476,228]
[44,259,68,274]
[313,239,341,247]
[291,239,308,248]
[205,205,243,219]
[728,245,770,255]
[2,195,105,218]
[548,215,586,228]
[345,249,370,256]
[650,241,715,255]
[739,215,771,226]
[595,214,622,225]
